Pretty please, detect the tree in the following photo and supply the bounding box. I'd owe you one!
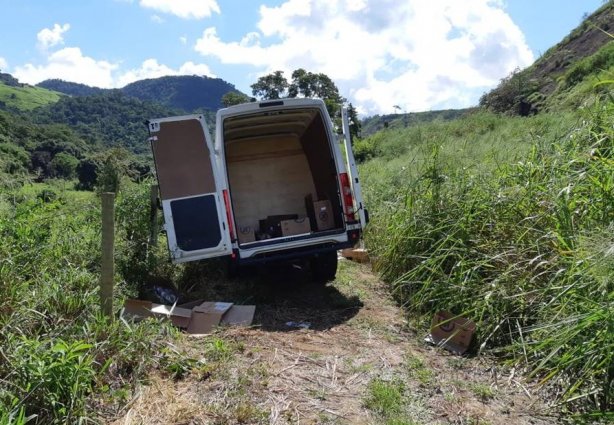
[288,68,313,98]
[346,103,361,141]
[76,148,130,192]
[96,148,130,194]
[76,157,99,190]
[221,91,251,107]
[288,68,345,117]
[250,69,347,123]
[251,71,289,99]
[50,152,78,179]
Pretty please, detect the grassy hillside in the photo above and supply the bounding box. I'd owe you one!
[360,108,474,137]
[0,82,61,111]
[121,75,242,111]
[359,100,613,416]
[356,12,614,415]
[481,2,614,115]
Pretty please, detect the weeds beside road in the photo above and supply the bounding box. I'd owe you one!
[361,103,614,417]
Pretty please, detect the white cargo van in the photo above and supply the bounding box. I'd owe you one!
[147,98,367,281]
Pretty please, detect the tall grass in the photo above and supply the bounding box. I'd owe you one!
[0,181,179,423]
[361,105,613,414]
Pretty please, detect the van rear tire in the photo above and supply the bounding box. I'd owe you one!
[311,251,338,283]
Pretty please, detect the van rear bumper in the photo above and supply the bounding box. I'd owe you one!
[235,229,360,265]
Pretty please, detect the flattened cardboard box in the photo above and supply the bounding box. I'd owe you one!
[430,311,476,355]
[122,299,256,335]
[123,299,192,328]
[221,305,256,326]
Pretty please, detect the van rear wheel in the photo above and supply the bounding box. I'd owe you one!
[310,251,338,283]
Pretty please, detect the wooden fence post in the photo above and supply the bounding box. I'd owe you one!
[149,184,159,248]
[101,192,115,319]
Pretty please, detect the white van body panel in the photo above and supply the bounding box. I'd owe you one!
[149,99,364,264]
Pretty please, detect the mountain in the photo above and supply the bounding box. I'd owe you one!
[34,90,190,155]
[481,2,614,115]
[37,79,105,97]
[121,75,241,111]
[36,74,243,112]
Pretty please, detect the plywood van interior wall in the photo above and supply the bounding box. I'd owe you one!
[223,108,343,239]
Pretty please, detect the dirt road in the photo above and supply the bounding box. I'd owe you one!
[113,259,558,424]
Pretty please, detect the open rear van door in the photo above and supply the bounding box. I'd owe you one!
[148,115,232,263]
[341,107,367,228]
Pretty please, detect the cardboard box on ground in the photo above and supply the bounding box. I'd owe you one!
[123,299,256,335]
[341,248,369,263]
[429,311,476,355]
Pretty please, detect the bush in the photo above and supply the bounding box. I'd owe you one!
[50,152,78,179]
[4,338,96,422]
[564,41,614,87]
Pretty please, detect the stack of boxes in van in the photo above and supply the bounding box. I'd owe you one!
[236,195,334,244]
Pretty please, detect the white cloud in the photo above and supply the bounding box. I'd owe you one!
[37,23,70,50]
[0,57,7,70]
[139,0,220,19]
[116,58,216,87]
[194,0,533,115]
[180,36,188,45]
[151,14,164,23]
[13,47,118,87]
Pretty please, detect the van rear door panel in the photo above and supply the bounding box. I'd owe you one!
[149,115,231,262]
[341,107,367,229]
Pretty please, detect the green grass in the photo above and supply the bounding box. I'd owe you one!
[360,101,613,416]
[0,181,189,422]
[363,378,423,425]
[468,383,496,402]
[364,378,405,416]
[404,355,434,386]
[0,82,61,110]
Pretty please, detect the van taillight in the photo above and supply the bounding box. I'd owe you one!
[339,173,356,222]
[222,190,235,241]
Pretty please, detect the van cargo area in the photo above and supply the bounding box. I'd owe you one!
[147,98,365,268]
[223,107,344,245]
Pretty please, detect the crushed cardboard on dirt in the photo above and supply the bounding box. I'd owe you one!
[122,299,255,335]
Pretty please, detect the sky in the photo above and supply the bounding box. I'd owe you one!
[0,0,605,116]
